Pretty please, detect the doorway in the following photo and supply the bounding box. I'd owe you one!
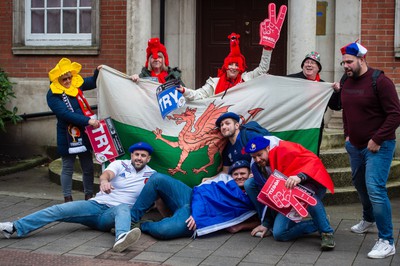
[195,0,288,87]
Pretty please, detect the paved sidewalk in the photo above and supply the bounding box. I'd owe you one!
[0,165,399,266]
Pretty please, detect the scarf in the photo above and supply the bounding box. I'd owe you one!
[214,73,243,96]
[151,70,168,84]
[62,89,95,154]
[308,73,321,82]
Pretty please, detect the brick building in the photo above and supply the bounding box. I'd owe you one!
[0,0,399,156]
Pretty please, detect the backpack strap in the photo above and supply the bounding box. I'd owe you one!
[339,73,348,90]
[371,69,383,94]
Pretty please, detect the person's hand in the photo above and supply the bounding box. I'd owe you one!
[88,119,100,129]
[259,3,287,48]
[367,139,380,153]
[285,175,301,189]
[185,215,197,231]
[201,177,211,183]
[176,86,185,94]
[251,225,271,238]
[131,74,140,82]
[332,82,340,92]
[97,65,103,70]
[269,178,317,217]
[100,180,114,194]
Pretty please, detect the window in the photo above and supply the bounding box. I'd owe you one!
[396,0,400,57]
[13,0,100,55]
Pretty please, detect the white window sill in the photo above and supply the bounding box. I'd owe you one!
[12,45,100,55]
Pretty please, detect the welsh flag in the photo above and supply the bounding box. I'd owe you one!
[97,66,333,187]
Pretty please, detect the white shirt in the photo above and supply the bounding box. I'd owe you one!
[92,160,156,207]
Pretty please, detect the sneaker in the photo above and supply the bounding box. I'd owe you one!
[112,228,141,253]
[0,222,15,239]
[321,233,335,251]
[367,239,396,259]
[351,220,375,234]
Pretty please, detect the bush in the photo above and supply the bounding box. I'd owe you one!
[0,68,22,132]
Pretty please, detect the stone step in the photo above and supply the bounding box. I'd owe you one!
[327,160,400,187]
[320,148,349,168]
[325,110,343,130]
[48,158,101,192]
[325,122,343,130]
[320,129,344,150]
[323,179,400,205]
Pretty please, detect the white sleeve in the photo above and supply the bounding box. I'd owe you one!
[182,77,219,101]
[104,160,123,176]
[242,49,272,81]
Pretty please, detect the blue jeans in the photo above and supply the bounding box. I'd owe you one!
[13,200,131,241]
[244,177,272,228]
[130,173,193,239]
[61,151,94,197]
[345,140,395,244]
[245,178,333,241]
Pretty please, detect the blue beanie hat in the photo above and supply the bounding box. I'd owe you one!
[215,112,240,127]
[128,142,153,155]
[228,160,250,175]
[244,136,270,153]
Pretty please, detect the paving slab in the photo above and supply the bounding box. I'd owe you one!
[0,165,399,265]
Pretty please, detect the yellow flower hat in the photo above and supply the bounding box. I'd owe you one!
[49,58,84,96]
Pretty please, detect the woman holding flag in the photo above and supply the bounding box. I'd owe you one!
[46,58,101,202]
[177,3,287,100]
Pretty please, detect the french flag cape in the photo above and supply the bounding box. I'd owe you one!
[191,173,256,236]
[252,139,334,193]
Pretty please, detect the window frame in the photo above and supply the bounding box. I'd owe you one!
[12,0,100,55]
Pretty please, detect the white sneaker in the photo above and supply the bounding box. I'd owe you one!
[0,222,15,239]
[351,220,375,234]
[367,239,396,259]
[112,228,141,253]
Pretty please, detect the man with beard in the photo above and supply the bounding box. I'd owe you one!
[243,136,335,251]
[205,112,278,179]
[0,142,156,253]
[340,42,400,259]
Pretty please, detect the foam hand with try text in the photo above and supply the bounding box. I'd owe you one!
[268,177,317,217]
[259,3,287,48]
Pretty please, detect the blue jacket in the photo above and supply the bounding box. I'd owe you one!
[191,174,256,236]
[46,69,99,156]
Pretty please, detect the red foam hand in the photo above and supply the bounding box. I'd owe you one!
[259,3,287,48]
[268,178,317,218]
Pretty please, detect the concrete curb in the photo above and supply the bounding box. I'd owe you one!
[0,156,49,176]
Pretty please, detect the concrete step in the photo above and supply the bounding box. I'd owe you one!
[325,110,343,130]
[0,156,49,176]
[48,158,101,192]
[320,129,344,150]
[320,148,349,168]
[323,179,400,205]
[327,160,400,187]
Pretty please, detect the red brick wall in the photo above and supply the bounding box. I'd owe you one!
[0,0,127,78]
[361,0,400,84]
